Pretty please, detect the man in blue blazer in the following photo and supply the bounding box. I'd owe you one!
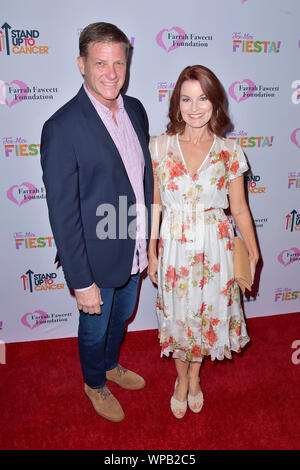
[41,23,153,422]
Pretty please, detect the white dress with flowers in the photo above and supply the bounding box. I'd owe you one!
[149,134,250,362]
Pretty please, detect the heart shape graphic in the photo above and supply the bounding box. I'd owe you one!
[0,80,29,107]
[21,310,48,330]
[290,128,300,148]
[228,79,256,103]
[156,26,186,53]
[7,182,37,206]
[278,247,300,266]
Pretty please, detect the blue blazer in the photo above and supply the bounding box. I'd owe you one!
[40,86,153,289]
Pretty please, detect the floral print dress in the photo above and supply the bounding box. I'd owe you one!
[149,134,250,362]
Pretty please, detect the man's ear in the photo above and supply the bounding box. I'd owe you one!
[77,56,85,77]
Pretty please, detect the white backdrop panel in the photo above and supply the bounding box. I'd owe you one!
[0,0,299,343]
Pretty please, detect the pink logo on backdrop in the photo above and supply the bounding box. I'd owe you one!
[156,26,186,53]
[7,182,37,206]
[0,80,28,107]
[278,248,300,266]
[21,310,48,329]
[228,79,256,102]
[291,128,300,148]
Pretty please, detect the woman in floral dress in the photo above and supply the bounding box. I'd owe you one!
[148,65,259,418]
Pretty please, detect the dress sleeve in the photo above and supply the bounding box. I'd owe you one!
[229,141,249,180]
[149,135,162,179]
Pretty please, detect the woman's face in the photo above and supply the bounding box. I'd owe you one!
[179,79,213,130]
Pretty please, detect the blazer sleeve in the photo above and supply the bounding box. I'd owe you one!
[40,118,94,289]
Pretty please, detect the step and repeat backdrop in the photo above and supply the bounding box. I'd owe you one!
[0,0,299,343]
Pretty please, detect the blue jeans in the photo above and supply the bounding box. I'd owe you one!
[78,272,140,389]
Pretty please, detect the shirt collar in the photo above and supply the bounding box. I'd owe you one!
[83,83,124,116]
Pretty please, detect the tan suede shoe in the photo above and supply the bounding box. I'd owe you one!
[106,364,146,390]
[84,384,125,422]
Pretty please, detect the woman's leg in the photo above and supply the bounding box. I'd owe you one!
[187,358,204,413]
[174,358,189,401]
[188,359,202,396]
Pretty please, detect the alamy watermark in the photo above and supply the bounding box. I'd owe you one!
[291,340,300,365]
[95,196,206,247]
[0,340,6,364]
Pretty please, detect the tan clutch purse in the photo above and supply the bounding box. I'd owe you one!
[233,236,252,293]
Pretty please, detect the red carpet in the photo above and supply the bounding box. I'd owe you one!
[1,313,300,450]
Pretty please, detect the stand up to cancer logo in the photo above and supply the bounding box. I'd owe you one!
[0,22,49,55]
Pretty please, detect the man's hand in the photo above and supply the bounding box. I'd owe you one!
[75,284,103,315]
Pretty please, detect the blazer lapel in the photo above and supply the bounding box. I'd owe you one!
[123,99,147,159]
[123,97,153,189]
[76,86,134,189]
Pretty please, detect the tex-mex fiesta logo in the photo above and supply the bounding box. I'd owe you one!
[13,231,56,250]
[21,269,64,293]
[228,130,274,149]
[232,32,281,53]
[2,136,40,158]
[288,172,300,190]
[157,81,175,103]
[291,80,300,104]
[274,287,300,303]
[0,22,49,55]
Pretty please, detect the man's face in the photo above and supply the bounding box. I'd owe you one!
[77,41,127,109]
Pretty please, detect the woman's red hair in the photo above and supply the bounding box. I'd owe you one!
[167,65,232,137]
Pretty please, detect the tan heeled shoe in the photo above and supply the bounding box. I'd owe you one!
[170,378,187,419]
[187,378,204,413]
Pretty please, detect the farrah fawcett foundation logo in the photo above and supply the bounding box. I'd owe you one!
[0,80,58,107]
[7,183,46,206]
[21,310,72,330]
[229,79,279,102]
[156,26,212,53]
